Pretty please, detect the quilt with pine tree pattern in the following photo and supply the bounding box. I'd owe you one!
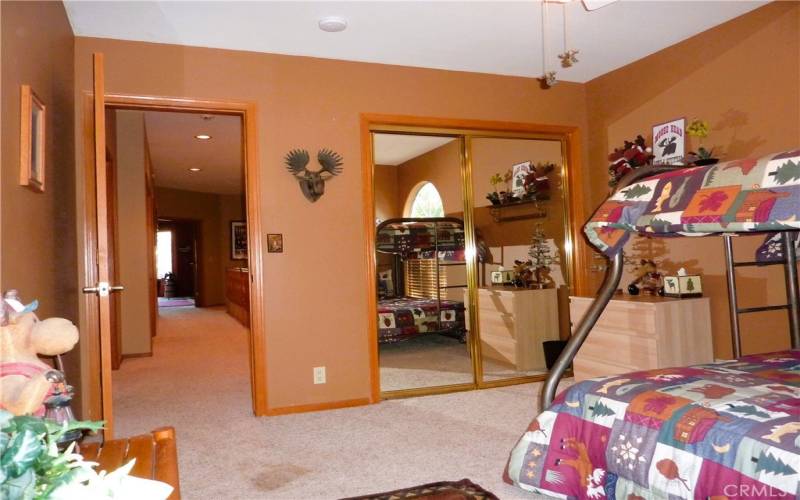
[584,149,800,259]
[504,350,799,499]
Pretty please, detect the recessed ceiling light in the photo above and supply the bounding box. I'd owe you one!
[188,167,202,173]
[319,16,347,33]
[195,134,212,140]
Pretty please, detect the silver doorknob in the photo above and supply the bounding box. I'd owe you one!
[82,281,124,297]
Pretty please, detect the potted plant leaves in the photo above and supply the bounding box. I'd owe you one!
[686,119,719,166]
[0,411,172,499]
[487,173,503,205]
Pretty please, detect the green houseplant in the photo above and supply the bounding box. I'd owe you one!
[686,119,718,165]
[0,411,172,499]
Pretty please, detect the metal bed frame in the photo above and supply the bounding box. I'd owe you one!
[376,217,469,341]
[541,165,800,408]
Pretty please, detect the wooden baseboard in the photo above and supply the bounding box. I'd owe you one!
[121,352,153,360]
[264,397,371,416]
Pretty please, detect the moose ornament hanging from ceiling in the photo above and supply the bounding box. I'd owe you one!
[284,148,344,202]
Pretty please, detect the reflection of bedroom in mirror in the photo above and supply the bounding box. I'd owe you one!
[470,137,571,382]
[373,133,475,394]
[370,126,575,398]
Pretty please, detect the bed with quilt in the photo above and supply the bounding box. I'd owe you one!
[505,350,800,499]
[378,297,466,344]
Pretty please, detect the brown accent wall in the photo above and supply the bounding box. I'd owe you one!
[584,2,800,358]
[155,187,244,307]
[374,164,400,222]
[73,37,588,410]
[1,2,80,403]
[397,140,463,215]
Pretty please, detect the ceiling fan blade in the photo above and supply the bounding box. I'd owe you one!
[582,0,618,10]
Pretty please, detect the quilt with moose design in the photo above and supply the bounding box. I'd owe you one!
[585,149,800,259]
[377,297,466,344]
[504,350,800,499]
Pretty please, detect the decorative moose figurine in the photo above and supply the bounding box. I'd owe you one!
[284,148,344,202]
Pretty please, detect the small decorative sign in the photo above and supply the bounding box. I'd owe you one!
[511,161,532,197]
[490,269,514,285]
[652,118,685,165]
[663,274,702,298]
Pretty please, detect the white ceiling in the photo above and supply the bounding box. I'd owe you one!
[143,111,243,195]
[373,134,455,166]
[64,1,766,83]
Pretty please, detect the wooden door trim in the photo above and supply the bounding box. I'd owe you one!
[81,92,267,418]
[359,113,589,401]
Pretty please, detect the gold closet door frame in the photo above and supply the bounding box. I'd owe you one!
[364,117,581,400]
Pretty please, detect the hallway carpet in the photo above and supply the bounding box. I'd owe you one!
[113,307,559,499]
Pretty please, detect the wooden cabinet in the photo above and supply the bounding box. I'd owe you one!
[570,295,713,381]
[470,287,560,371]
[225,268,250,327]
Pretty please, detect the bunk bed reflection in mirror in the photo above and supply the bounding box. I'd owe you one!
[376,217,489,392]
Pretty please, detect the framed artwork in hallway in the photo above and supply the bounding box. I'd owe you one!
[267,233,283,253]
[19,85,46,192]
[231,221,248,259]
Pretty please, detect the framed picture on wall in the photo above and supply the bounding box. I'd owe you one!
[511,161,532,197]
[231,221,248,260]
[19,85,46,192]
[267,233,283,253]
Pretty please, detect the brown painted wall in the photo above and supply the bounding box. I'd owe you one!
[374,164,400,222]
[116,111,152,355]
[584,2,800,358]
[397,140,463,215]
[1,2,80,401]
[73,37,589,410]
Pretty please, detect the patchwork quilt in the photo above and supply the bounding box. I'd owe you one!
[377,297,466,343]
[504,350,800,499]
[585,149,800,259]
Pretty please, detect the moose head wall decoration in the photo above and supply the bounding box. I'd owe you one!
[284,148,344,202]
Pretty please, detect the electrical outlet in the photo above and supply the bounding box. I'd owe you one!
[313,366,326,384]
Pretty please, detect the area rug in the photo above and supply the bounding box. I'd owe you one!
[341,479,498,500]
[157,297,195,308]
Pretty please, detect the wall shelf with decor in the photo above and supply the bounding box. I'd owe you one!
[488,198,548,223]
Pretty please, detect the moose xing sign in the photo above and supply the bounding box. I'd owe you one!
[652,118,685,165]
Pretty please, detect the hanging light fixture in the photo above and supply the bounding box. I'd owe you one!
[539,0,558,89]
[557,3,580,68]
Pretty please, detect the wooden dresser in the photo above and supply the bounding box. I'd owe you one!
[570,295,713,381]
[470,287,560,371]
[225,268,250,327]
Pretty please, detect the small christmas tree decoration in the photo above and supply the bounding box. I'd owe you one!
[528,224,558,288]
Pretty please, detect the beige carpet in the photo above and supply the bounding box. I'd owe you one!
[380,334,548,392]
[113,307,565,499]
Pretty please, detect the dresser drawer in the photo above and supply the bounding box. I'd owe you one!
[477,290,515,313]
[570,299,657,338]
[574,355,642,381]
[579,330,657,369]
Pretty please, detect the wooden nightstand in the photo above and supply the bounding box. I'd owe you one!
[570,295,713,381]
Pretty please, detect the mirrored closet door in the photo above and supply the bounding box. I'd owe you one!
[370,126,575,398]
[373,133,475,394]
[469,137,572,382]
